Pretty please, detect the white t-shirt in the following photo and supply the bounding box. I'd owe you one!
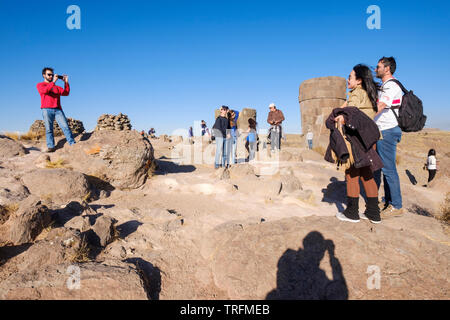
[374,78,403,131]
[427,155,437,170]
[306,132,313,140]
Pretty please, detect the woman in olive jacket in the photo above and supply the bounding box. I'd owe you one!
[325,64,383,224]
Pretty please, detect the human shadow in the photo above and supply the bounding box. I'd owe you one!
[0,243,33,267]
[124,257,162,300]
[405,170,418,185]
[408,204,433,217]
[266,231,348,300]
[116,220,143,239]
[55,137,68,150]
[321,177,346,213]
[79,132,93,142]
[26,146,41,152]
[154,159,196,175]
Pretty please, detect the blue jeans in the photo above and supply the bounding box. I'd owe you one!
[270,126,281,151]
[230,135,237,164]
[215,136,230,168]
[374,126,402,209]
[42,108,75,148]
[307,139,313,149]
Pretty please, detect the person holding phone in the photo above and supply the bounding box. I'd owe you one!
[37,67,75,152]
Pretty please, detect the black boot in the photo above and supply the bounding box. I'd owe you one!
[342,197,360,221]
[363,197,381,224]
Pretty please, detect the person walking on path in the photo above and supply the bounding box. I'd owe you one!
[373,57,404,219]
[423,149,438,187]
[306,128,313,150]
[267,103,285,152]
[212,106,231,169]
[37,67,75,152]
[333,64,382,224]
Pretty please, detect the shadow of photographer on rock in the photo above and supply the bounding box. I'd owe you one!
[266,231,348,300]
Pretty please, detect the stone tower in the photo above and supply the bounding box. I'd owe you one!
[299,76,347,148]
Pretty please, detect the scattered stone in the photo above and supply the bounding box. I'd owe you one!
[90,215,117,247]
[0,261,148,300]
[95,113,132,131]
[8,197,51,245]
[21,169,91,205]
[57,130,155,190]
[29,118,85,137]
[0,135,29,158]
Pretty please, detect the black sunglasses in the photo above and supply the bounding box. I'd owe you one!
[46,73,54,76]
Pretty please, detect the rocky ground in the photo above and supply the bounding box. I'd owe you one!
[0,130,449,300]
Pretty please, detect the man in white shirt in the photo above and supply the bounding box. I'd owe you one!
[374,57,403,218]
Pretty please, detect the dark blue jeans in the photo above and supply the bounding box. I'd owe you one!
[374,126,402,209]
[42,108,75,148]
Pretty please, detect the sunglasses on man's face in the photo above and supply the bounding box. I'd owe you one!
[46,74,54,76]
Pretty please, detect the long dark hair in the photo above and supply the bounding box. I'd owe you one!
[353,64,380,112]
[248,118,257,130]
[428,149,436,157]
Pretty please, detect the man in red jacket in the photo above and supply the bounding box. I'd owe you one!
[37,67,76,152]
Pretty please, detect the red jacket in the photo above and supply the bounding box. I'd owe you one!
[37,81,70,109]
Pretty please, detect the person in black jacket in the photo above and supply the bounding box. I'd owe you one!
[325,67,383,224]
[212,106,231,169]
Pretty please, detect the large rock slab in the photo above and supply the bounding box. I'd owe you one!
[0,135,29,158]
[0,261,148,300]
[56,130,155,190]
[201,215,449,299]
[21,169,91,205]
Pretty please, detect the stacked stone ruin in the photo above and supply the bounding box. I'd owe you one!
[29,118,85,137]
[299,76,347,148]
[95,113,132,131]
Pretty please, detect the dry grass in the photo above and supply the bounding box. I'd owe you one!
[0,203,19,224]
[3,132,19,141]
[82,191,92,203]
[19,131,44,141]
[45,159,70,169]
[69,237,91,263]
[441,193,450,225]
[3,131,43,141]
[145,159,158,177]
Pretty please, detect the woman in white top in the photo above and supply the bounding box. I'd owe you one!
[424,149,438,187]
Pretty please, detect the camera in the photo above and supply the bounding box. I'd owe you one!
[57,75,65,80]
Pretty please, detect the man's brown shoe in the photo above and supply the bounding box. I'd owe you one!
[381,206,405,220]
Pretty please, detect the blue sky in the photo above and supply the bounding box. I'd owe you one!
[0,0,449,135]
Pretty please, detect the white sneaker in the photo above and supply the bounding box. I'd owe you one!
[336,212,360,223]
[359,212,381,224]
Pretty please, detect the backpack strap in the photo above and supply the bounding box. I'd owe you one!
[385,78,409,95]
[383,78,407,113]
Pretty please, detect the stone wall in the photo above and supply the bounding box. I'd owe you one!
[29,118,85,137]
[95,113,132,131]
[299,76,347,148]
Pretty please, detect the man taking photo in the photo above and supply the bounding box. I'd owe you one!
[37,67,76,152]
